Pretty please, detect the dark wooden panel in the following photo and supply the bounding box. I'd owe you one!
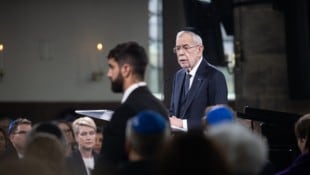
[0,102,120,124]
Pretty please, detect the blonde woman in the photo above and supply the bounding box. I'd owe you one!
[66,117,98,175]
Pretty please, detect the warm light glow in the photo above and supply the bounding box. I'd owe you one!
[97,43,103,51]
[0,44,3,52]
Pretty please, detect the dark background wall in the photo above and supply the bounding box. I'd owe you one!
[233,0,310,113]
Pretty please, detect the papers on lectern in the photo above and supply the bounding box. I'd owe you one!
[75,110,114,121]
[171,125,187,132]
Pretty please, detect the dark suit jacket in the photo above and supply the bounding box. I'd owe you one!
[118,160,156,175]
[0,141,19,161]
[169,59,228,130]
[66,150,98,175]
[96,86,169,169]
[275,153,310,175]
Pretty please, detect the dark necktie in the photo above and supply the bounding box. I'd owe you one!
[184,73,191,95]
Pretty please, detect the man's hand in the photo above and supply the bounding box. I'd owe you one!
[169,116,183,128]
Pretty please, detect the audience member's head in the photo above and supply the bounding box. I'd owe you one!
[54,120,76,155]
[0,117,12,135]
[294,113,310,153]
[8,118,32,157]
[72,116,97,151]
[158,131,231,175]
[207,123,268,175]
[94,126,104,154]
[125,110,170,161]
[0,157,53,175]
[8,118,32,136]
[24,133,67,175]
[203,104,235,128]
[27,122,67,150]
[0,128,7,153]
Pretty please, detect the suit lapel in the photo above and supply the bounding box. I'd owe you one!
[182,59,209,115]
[183,75,205,110]
[174,70,186,114]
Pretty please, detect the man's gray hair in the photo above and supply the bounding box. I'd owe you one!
[176,31,203,45]
[207,122,268,175]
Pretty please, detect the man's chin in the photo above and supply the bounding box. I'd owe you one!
[180,65,189,70]
[111,87,123,93]
[179,62,188,68]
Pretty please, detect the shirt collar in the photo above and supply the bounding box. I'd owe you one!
[121,82,147,103]
[188,56,203,78]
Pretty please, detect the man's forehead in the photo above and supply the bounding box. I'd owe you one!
[176,34,193,43]
[108,57,118,64]
[108,58,119,67]
[16,124,32,130]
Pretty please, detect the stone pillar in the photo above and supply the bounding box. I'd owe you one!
[234,3,310,113]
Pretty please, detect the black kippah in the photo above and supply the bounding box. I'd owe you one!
[181,26,202,38]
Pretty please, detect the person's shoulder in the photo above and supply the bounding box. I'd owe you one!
[111,103,136,122]
[124,90,167,116]
[0,149,18,161]
[67,149,79,157]
[127,86,154,99]
[201,59,218,70]
[93,151,100,161]
[202,60,224,75]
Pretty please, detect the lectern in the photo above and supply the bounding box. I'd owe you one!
[237,106,302,172]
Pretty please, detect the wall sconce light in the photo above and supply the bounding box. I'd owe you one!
[0,43,4,81]
[97,43,103,51]
[91,42,104,82]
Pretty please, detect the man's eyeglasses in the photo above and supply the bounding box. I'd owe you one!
[173,44,200,53]
[62,128,72,134]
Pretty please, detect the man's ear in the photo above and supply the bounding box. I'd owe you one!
[121,63,131,78]
[9,134,14,142]
[197,45,204,54]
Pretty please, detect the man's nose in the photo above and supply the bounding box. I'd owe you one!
[107,70,111,77]
[178,49,185,56]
